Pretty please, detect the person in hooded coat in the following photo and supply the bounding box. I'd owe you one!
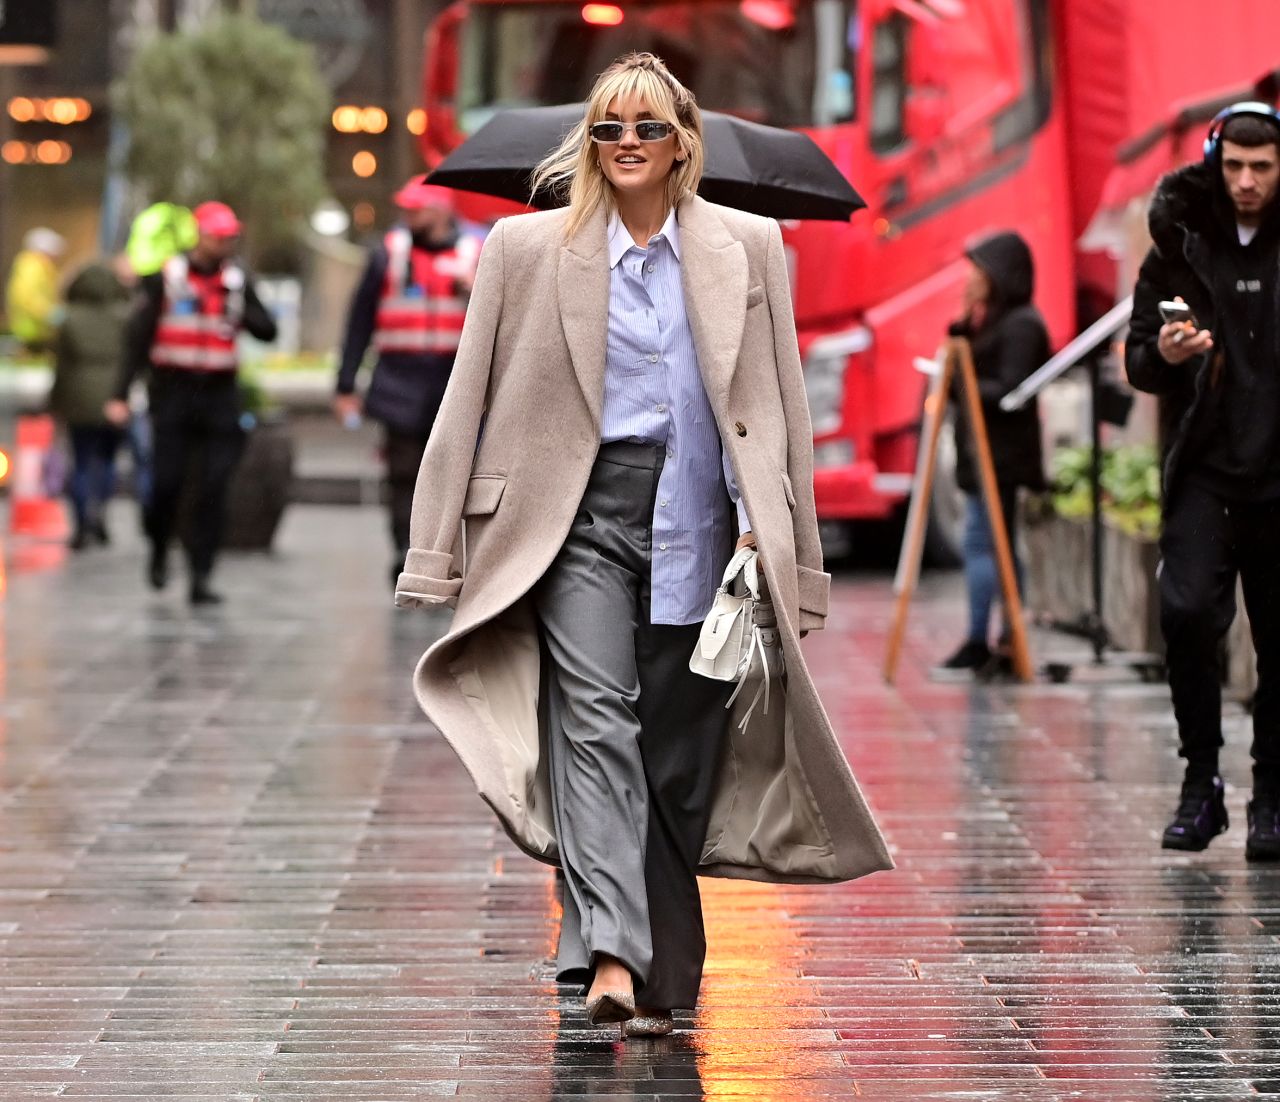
[394,52,891,1037]
[936,231,1047,676]
[48,261,132,549]
[1126,105,1280,860]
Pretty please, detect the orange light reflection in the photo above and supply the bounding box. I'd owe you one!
[697,879,811,1100]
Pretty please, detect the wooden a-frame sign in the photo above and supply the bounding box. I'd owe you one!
[883,336,1034,684]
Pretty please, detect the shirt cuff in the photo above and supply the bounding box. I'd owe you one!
[735,495,751,538]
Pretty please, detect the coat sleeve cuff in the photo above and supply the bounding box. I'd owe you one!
[797,565,830,629]
[394,549,462,609]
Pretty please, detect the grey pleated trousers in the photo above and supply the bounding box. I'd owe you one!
[532,442,733,1011]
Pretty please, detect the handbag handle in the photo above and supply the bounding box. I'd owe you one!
[718,547,761,599]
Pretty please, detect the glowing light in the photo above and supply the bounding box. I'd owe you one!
[353,202,376,230]
[739,0,796,31]
[36,140,71,165]
[8,97,92,125]
[407,108,427,136]
[48,98,77,125]
[334,105,391,134]
[581,3,624,24]
[352,151,378,177]
[1,141,25,164]
[332,105,361,133]
[0,450,10,482]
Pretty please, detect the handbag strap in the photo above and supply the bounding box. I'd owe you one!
[719,547,761,598]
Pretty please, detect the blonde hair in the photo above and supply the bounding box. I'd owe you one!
[530,53,704,240]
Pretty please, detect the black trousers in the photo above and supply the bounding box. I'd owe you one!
[1159,480,1280,779]
[146,371,244,578]
[383,427,431,556]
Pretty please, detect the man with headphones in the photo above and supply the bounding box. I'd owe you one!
[1127,102,1280,859]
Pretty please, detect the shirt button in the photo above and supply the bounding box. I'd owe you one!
[659,499,668,507]
[646,263,656,273]
[659,543,668,550]
[656,403,666,413]
[648,353,660,363]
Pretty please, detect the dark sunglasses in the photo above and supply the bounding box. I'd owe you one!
[589,120,673,144]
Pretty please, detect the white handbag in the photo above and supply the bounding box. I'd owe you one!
[689,547,785,730]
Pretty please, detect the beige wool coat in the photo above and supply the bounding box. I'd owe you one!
[395,194,893,885]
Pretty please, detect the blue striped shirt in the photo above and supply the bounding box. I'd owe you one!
[602,209,751,626]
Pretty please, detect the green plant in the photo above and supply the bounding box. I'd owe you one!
[114,15,330,255]
[237,368,275,420]
[1050,444,1161,539]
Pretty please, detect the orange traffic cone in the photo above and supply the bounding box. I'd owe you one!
[9,414,67,538]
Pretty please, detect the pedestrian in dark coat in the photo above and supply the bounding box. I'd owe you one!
[49,262,131,549]
[936,230,1047,676]
[1125,104,1280,859]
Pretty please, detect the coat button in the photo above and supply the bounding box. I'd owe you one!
[734,421,747,437]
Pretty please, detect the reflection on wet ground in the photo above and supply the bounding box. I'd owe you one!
[1,504,1276,1099]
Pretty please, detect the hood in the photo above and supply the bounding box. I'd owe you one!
[1148,161,1220,255]
[1148,159,1280,254]
[65,262,127,306]
[966,231,1034,309]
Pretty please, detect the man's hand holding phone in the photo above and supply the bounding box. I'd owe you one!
[1157,297,1213,364]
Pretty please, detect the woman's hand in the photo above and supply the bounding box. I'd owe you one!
[735,531,757,555]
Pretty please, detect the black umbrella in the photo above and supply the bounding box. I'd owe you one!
[426,103,864,222]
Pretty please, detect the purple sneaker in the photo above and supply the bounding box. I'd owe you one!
[1162,775,1228,851]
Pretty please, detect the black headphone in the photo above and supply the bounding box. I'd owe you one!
[1203,101,1280,164]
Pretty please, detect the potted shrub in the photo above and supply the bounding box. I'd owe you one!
[1023,444,1162,655]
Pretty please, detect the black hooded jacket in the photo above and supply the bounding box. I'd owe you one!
[1126,160,1280,500]
[950,231,1049,493]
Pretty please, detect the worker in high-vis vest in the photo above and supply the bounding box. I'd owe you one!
[106,201,277,605]
[334,177,478,582]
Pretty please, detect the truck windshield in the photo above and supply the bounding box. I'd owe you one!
[456,0,856,133]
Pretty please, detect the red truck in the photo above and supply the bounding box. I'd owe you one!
[418,0,1280,559]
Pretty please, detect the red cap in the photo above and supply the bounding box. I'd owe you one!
[394,176,454,212]
[193,201,242,237]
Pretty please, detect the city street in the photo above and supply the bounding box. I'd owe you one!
[1,503,1275,1100]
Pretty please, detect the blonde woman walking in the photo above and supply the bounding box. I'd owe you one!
[396,52,891,1037]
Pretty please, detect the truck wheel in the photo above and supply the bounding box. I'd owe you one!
[818,520,855,565]
[923,412,966,568]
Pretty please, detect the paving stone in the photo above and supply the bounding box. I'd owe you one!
[4,504,1280,1098]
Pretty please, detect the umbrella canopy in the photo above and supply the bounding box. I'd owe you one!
[427,104,864,222]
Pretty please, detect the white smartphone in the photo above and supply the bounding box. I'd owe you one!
[1158,300,1195,325]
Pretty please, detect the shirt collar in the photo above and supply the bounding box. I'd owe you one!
[606,208,681,269]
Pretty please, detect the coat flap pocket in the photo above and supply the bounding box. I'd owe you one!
[462,474,506,516]
[780,470,796,510]
[746,284,765,308]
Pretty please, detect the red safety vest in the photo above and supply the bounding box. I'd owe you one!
[372,228,475,357]
[150,256,245,373]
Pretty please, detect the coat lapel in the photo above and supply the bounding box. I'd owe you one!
[678,196,749,404]
[557,208,610,426]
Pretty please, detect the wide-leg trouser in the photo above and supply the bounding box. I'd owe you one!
[532,442,733,1011]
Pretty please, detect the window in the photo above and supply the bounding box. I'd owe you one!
[869,14,908,153]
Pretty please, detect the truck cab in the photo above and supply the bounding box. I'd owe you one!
[420,0,1075,557]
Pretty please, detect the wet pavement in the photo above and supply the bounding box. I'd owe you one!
[1,503,1275,1100]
